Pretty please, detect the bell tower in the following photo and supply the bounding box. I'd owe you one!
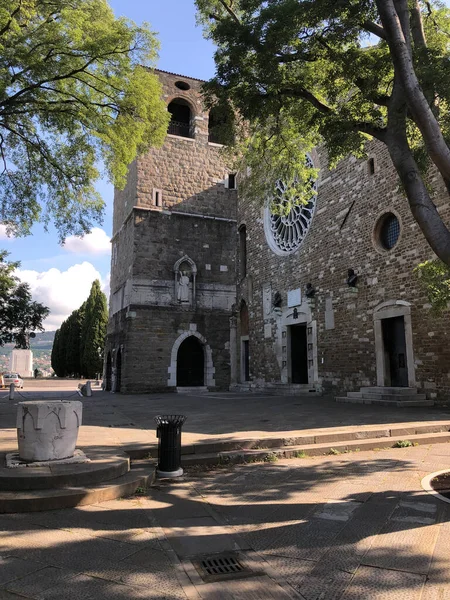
[105,70,237,393]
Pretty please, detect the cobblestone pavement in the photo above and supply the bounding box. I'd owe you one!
[178,442,450,599]
[1,387,450,598]
[2,385,449,446]
[0,443,450,598]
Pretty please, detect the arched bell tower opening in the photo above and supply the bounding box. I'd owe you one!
[176,336,205,386]
[168,98,194,138]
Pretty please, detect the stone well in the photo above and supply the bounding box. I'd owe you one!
[17,400,83,462]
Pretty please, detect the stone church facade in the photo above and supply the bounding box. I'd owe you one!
[106,69,450,401]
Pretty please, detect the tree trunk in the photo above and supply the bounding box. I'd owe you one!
[377,0,450,186]
[385,132,450,264]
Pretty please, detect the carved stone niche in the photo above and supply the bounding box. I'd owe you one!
[174,255,197,307]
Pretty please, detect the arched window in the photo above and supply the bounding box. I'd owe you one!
[168,98,193,138]
[208,105,232,145]
[238,224,247,279]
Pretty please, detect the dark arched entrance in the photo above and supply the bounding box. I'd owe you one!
[115,349,122,392]
[177,336,204,386]
[105,352,112,391]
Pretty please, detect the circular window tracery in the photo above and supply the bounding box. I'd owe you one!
[264,157,318,255]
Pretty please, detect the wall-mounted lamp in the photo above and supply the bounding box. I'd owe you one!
[347,269,358,287]
[305,283,316,298]
[293,307,299,319]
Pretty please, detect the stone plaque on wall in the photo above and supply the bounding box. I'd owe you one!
[264,324,272,339]
[288,288,301,307]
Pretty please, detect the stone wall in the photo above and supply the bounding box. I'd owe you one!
[107,307,231,393]
[237,141,450,400]
[106,70,237,392]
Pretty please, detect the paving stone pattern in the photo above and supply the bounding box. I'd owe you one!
[187,443,450,599]
[1,388,450,597]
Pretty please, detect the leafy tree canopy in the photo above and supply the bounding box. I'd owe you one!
[0,250,49,347]
[415,259,450,312]
[196,0,450,265]
[0,0,170,240]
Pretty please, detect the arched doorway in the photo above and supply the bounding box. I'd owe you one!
[177,336,204,386]
[116,348,122,392]
[105,352,112,391]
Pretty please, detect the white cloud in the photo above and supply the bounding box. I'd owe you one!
[63,227,111,255]
[0,224,13,240]
[102,271,110,301]
[18,262,108,330]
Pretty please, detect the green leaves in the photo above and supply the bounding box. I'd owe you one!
[195,0,450,198]
[0,0,170,240]
[0,250,49,347]
[414,259,450,313]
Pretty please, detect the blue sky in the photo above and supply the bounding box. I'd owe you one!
[1,0,215,330]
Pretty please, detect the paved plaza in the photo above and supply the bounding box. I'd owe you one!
[0,384,450,598]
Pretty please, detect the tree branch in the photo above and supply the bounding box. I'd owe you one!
[0,2,22,38]
[2,123,74,182]
[264,87,333,115]
[361,20,386,39]
[410,0,427,49]
[218,0,240,24]
[275,50,318,63]
[376,0,450,187]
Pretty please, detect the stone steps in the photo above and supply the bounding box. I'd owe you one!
[336,398,434,407]
[336,386,432,406]
[175,386,209,394]
[346,391,427,401]
[360,386,420,395]
[0,462,154,513]
[177,431,450,466]
[125,422,450,465]
[0,453,130,491]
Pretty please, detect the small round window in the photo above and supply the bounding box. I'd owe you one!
[377,212,400,250]
[175,80,190,91]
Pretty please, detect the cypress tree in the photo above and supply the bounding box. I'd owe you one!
[80,281,108,378]
[57,319,69,377]
[51,329,62,376]
[65,303,85,376]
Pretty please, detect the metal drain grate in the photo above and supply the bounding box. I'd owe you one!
[194,553,253,582]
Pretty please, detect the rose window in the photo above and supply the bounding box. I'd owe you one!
[264,158,317,255]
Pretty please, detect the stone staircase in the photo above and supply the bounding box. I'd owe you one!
[335,386,433,407]
[0,451,154,513]
[126,421,450,467]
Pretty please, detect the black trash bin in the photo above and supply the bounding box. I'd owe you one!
[154,414,187,478]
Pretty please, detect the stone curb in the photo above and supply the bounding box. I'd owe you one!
[421,469,450,505]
